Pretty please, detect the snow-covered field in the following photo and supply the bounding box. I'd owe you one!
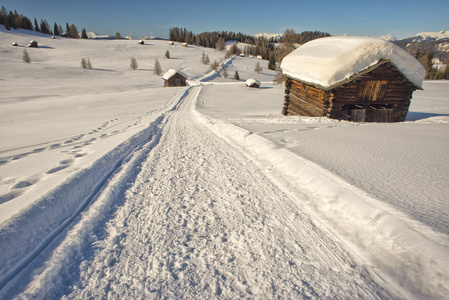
[1,27,449,299]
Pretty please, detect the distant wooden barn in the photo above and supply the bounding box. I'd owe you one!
[281,36,426,122]
[163,69,188,87]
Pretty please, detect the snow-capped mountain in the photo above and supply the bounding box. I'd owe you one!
[254,32,284,40]
[374,34,397,42]
[400,30,449,43]
[86,32,114,39]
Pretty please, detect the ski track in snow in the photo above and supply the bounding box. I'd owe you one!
[0,86,393,299]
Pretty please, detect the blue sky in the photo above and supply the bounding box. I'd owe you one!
[2,0,448,39]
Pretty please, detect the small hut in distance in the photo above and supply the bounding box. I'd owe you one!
[281,36,426,122]
[246,79,261,88]
[163,69,188,87]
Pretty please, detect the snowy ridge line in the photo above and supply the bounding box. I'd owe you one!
[0,88,188,293]
[193,111,449,299]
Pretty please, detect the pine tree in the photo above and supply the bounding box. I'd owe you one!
[254,61,262,74]
[0,6,7,26]
[268,54,276,70]
[22,49,31,63]
[115,32,121,39]
[54,22,60,36]
[40,19,50,34]
[87,58,92,69]
[201,51,206,64]
[68,24,79,38]
[154,59,162,75]
[234,71,240,81]
[34,18,40,32]
[222,65,228,78]
[82,28,88,39]
[216,37,226,51]
[81,58,87,69]
[165,50,170,59]
[205,55,210,65]
[4,16,10,30]
[130,57,138,70]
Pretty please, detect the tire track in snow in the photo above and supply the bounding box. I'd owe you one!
[0,89,189,298]
[16,86,391,298]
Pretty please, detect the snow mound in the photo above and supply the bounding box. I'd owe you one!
[281,36,426,89]
[162,69,188,80]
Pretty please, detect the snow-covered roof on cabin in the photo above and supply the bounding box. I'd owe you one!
[280,36,426,89]
[246,79,261,86]
[162,69,188,80]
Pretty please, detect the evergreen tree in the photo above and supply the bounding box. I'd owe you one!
[21,16,33,30]
[7,11,15,29]
[82,28,88,39]
[115,32,121,39]
[254,61,263,73]
[268,54,276,70]
[154,59,162,75]
[68,24,79,38]
[81,58,87,69]
[34,18,40,32]
[40,19,50,34]
[0,6,7,25]
[234,71,240,81]
[22,49,31,63]
[165,50,170,59]
[201,51,207,64]
[222,65,228,78]
[204,54,210,65]
[216,37,226,51]
[130,57,138,70]
[4,16,10,30]
[87,58,92,69]
[444,57,449,80]
[53,23,60,36]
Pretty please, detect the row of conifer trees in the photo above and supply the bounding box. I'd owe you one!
[0,6,87,39]
[169,27,330,69]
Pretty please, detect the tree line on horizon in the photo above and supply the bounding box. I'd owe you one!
[0,6,88,39]
[169,27,331,67]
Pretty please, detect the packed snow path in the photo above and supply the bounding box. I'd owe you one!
[3,86,392,299]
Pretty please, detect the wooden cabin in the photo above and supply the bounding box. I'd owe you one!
[163,69,188,87]
[281,36,426,122]
[246,79,261,88]
[27,40,38,48]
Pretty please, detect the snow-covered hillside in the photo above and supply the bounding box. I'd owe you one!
[1,27,449,299]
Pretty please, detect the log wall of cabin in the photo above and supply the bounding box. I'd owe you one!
[282,79,330,117]
[283,62,417,122]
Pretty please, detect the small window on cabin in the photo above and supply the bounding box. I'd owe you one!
[357,80,388,101]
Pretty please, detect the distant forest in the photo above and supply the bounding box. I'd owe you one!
[0,5,87,39]
[169,27,331,64]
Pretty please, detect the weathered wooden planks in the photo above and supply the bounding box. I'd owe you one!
[282,60,419,122]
